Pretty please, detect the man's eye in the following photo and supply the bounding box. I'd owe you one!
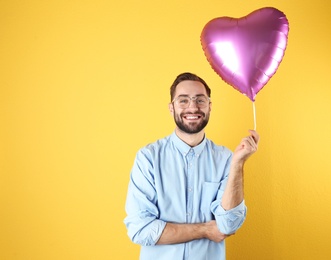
[179,99,189,104]
[197,99,206,104]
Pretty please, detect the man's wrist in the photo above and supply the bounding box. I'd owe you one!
[230,158,245,174]
[192,223,206,240]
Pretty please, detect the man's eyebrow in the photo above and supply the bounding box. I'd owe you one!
[177,94,206,97]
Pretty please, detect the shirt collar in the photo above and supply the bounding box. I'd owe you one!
[170,131,206,157]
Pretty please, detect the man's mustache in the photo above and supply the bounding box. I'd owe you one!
[180,111,205,117]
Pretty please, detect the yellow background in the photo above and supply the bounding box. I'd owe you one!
[1,0,331,259]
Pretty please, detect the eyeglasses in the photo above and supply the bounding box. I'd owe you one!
[172,95,210,109]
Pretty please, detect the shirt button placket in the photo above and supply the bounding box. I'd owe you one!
[185,148,195,259]
[186,149,194,223]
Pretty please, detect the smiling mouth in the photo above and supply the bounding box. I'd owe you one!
[183,114,203,120]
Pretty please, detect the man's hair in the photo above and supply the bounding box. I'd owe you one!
[170,72,211,101]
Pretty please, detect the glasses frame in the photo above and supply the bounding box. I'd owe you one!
[171,95,211,109]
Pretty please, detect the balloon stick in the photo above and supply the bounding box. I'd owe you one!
[253,102,256,131]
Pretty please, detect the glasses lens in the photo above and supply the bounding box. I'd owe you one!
[177,96,190,108]
[196,96,208,107]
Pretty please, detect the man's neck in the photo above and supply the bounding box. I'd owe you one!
[175,128,205,147]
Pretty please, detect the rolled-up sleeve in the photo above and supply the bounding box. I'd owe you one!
[210,200,247,235]
[124,149,166,246]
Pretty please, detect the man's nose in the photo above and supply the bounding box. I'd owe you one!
[188,99,198,108]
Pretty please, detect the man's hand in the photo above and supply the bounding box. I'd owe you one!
[232,130,259,166]
[203,220,233,243]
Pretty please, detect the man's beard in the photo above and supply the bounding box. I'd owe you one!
[174,110,210,134]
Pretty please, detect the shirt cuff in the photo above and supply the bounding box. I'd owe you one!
[212,200,247,234]
[148,219,167,246]
[217,200,246,214]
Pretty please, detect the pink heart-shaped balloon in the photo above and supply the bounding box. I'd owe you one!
[201,7,289,101]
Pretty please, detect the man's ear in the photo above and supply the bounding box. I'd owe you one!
[168,103,174,115]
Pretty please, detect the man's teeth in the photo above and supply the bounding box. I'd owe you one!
[186,116,199,119]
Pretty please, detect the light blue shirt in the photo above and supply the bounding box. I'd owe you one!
[124,132,247,260]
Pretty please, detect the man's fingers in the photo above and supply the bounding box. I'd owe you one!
[241,136,257,151]
[248,130,260,144]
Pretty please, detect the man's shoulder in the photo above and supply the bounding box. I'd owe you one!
[139,134,172,153]
[205,138,233,155]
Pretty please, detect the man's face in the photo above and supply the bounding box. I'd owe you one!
[169,80,211,134]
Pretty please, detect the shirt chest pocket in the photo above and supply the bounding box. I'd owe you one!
[200,182,221,221]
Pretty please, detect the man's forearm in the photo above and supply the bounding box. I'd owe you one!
[221,162,244,210]
[156,221,228,245]
[156,222,205,245]
[221,130,259,211]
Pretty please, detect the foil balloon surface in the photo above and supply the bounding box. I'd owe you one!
[201,7,289,101]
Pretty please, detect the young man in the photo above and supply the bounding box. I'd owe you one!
[124,72,259,259]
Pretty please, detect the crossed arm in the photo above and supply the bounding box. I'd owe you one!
[157,220,229,245]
